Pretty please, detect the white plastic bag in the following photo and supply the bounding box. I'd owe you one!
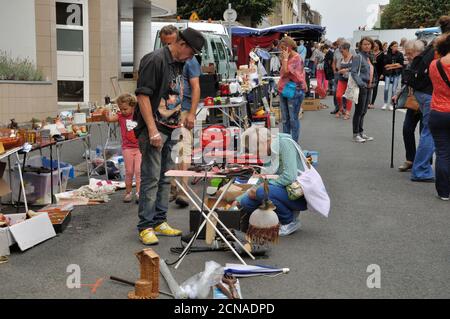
[178,261,224,299]
[288,139,330,217]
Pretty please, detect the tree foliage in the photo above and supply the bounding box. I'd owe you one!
[381,0,450,29]
[177,0,276,27]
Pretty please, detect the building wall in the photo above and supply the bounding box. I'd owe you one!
[0,0,58,123]
[266,0,295,26]
[89,0,120,103]
[0,0,37,64]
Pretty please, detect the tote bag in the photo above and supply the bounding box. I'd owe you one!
[397,85,419,111]
[343,55,362,104]
[287,138,330,217]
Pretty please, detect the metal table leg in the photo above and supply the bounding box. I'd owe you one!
[50,144,54,204]
[16,152,27,212]
[173,178,254,269]
[56,144,62,194]
[14,153,28,213]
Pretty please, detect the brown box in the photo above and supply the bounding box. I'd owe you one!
[302,98,321,111]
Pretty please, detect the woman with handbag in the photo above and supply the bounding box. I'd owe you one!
[315,44,329,98]
[351,37,375,143]
[428,33,450,201]
[278,36,307,142]
[233,127,309,237]
[335,42,354,119]
[392,40,425,172]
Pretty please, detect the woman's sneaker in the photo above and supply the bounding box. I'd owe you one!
[123,192,132,203]
[353,134,366,143]
[381,103,388,110]
[279,220,300,236]
[360,133,374,141]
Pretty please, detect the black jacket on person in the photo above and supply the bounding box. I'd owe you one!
[403,43,434,95]
[373,51,385,81]
[383,51,404,77]
[133,46,185,138]
[324,50,335,80]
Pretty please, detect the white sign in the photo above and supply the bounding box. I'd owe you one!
[223,8,237,22]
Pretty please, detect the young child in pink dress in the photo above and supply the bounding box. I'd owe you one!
[104,93,141,203]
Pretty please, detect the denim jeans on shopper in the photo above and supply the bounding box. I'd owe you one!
[403,108,423,162]
[429,110,450,198]
[137,129,176,231]
[384,75,400,104]
[280,88,304,142]
[352,87,371,134]
[411,91,435,180]
[239,184,307,225]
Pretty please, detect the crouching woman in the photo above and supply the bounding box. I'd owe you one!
[233,127,307,237]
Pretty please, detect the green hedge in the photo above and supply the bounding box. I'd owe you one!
[0,50,44,81]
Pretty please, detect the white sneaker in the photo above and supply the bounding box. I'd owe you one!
[353,134,366,143]
[279,220,300,236]
[360,133,374,141]
[381,103,388,110]
[388,104,394,111]
[437,195,449,201]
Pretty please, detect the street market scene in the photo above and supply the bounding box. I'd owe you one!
[0,0,449,303]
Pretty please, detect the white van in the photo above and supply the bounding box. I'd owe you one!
[121,21,237,79]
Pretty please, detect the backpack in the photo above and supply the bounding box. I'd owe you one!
[405,44,434,91]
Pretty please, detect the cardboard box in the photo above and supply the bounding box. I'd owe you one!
[0,213,56,255]
[302,98,321,111]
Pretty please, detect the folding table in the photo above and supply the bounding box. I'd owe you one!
[1,147,28,212]
[165,169,278,269]
[197,101,249,129]
[55,134,91,192]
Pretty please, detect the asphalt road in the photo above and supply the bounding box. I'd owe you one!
[1,93,449,299]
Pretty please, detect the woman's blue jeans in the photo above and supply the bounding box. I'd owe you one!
[384,75,400,103]
[280,88,305,142]
[239,184,307,225]
[411,91,435,180]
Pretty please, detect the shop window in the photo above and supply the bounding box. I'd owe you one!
[58,80,84,102]
[57,29,83,52]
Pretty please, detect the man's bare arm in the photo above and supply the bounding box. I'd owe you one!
[137,94,162,147]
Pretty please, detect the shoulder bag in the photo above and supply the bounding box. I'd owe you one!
[286,138,330,217]
[343,54,362,104]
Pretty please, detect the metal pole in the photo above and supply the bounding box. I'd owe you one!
[390,102,396,168]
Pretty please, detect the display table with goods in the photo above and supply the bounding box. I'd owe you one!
[165,166,278,269]
[198,99,249,130]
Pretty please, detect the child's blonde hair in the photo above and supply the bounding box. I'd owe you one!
[115,93,137,107]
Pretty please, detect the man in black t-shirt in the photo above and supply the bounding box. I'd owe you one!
[134,28,205,245]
